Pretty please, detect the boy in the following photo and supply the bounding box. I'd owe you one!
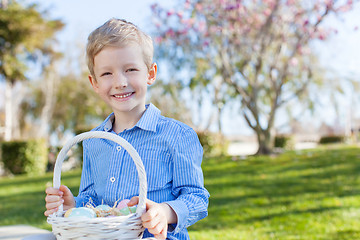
[44,18,209,240]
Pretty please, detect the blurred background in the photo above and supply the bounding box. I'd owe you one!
[1,1,360,239]
[0,0,359,170]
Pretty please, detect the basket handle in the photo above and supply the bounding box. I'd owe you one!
[53,131,147,216]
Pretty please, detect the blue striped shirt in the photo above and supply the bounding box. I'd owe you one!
[74,103,209,239]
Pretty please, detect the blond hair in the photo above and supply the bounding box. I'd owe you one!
[86,18,154,78]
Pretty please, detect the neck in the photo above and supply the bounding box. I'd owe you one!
[112,107,146,133]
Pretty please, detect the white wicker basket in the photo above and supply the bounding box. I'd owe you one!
[47,131,152,240]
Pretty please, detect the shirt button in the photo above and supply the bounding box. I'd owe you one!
[116,146,122,151]
[110,177,115,183]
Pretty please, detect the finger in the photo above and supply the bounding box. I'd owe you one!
[59,185,71,195]
[141,204,160,222]
[45,187,63,196]
[144,199,156,210]
[154,231,167,240]
[44,207,59,217]
[46,199,64,210]
[142,212,163,229]
[147,220,167,238]
[128,196,139,206]
[162,223,168,238]
[154,233,166,240]
[45,195,63,203]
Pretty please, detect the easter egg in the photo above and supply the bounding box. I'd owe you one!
[119,207,131,215]
[95,204,112,211]
[95,204,112,217]
[129,206,137,213]
[116,199,130,209]
[116,199,132,215]
[64,208,75,217]
[110,208,122,216]
[67,207,97,218]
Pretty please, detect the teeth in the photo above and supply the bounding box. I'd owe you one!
[114,93,132,99]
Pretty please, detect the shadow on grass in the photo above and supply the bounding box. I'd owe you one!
[206,166,360,203]
[0,170,81,188]
[192,147,360,232]
[0,169,81,228]
[0,181,80,228]
[0,174,52,188]
[330,230,360,239]
[242,205,344,223]
[192,192,347,231]
[2,147,360,237]
[0,190,48,226]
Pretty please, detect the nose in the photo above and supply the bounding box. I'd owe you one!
[113,73,127,89]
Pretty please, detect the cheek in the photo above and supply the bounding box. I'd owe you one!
[137,83,148,93]
[131,78,147,90]
[97,81,112,91]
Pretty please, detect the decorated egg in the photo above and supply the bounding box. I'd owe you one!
[116,199,132,215]
[110,208,122,216]
[129,206,137,213]
[119,206,131,215]
[64,208,75,217]
[96,204,112,211]
[116,199,130,209]
[95,204,112,217]
[66,207,97,218]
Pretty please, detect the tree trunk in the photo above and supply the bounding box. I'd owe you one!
[217,103,222,134]
[255,128,273,155]
[39,70,57,139]
[4,81,13,141]
[0,0,8,9]
[12,85,23,140]
[4,81,25,140]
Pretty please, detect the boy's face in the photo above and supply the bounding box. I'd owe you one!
[89,43,156,117]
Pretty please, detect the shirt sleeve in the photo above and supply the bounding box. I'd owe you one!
[74,140,99,207]
[165,128,210,234]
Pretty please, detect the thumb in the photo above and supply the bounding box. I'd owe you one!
[59,185,71,195]
[128,196,140,206]
[144,199,156,210]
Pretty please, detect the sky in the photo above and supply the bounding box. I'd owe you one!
[312,4,360,134]
[34,0,170,51]
[19,0,360,136]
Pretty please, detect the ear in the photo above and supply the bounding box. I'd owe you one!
[147,63,157,86]
[88,75,99,92]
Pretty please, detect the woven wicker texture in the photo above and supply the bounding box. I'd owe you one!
[47,131,150,240]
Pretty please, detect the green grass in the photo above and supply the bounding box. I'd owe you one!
[1,145,360,239]
[0,170,81,229]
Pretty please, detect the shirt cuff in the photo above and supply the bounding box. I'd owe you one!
[165,200,189,235]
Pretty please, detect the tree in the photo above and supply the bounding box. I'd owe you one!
[0,0,63,140]
[150,0,356,154]
[149,79,194,126]
[23,69,111,144]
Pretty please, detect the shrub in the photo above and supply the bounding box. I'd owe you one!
[197,131,229,157]
[274,135,294,150]
[319,135,344,144]
[1,139,48,175]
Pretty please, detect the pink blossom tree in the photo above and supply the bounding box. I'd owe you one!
[151,0,356,154]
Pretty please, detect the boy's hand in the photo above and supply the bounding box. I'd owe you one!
[129,197,177,240]
[44,185,75,216]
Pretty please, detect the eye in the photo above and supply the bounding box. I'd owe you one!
[100,72,112,77]
[126,68,138,72]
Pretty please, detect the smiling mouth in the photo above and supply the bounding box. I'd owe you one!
[113,92,133,99]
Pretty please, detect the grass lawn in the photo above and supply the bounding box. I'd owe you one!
[1,145,360,239]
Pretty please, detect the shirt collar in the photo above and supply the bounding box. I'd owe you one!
[103,113,115,132]
[102,103,160,133]
[136,103,160,132]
